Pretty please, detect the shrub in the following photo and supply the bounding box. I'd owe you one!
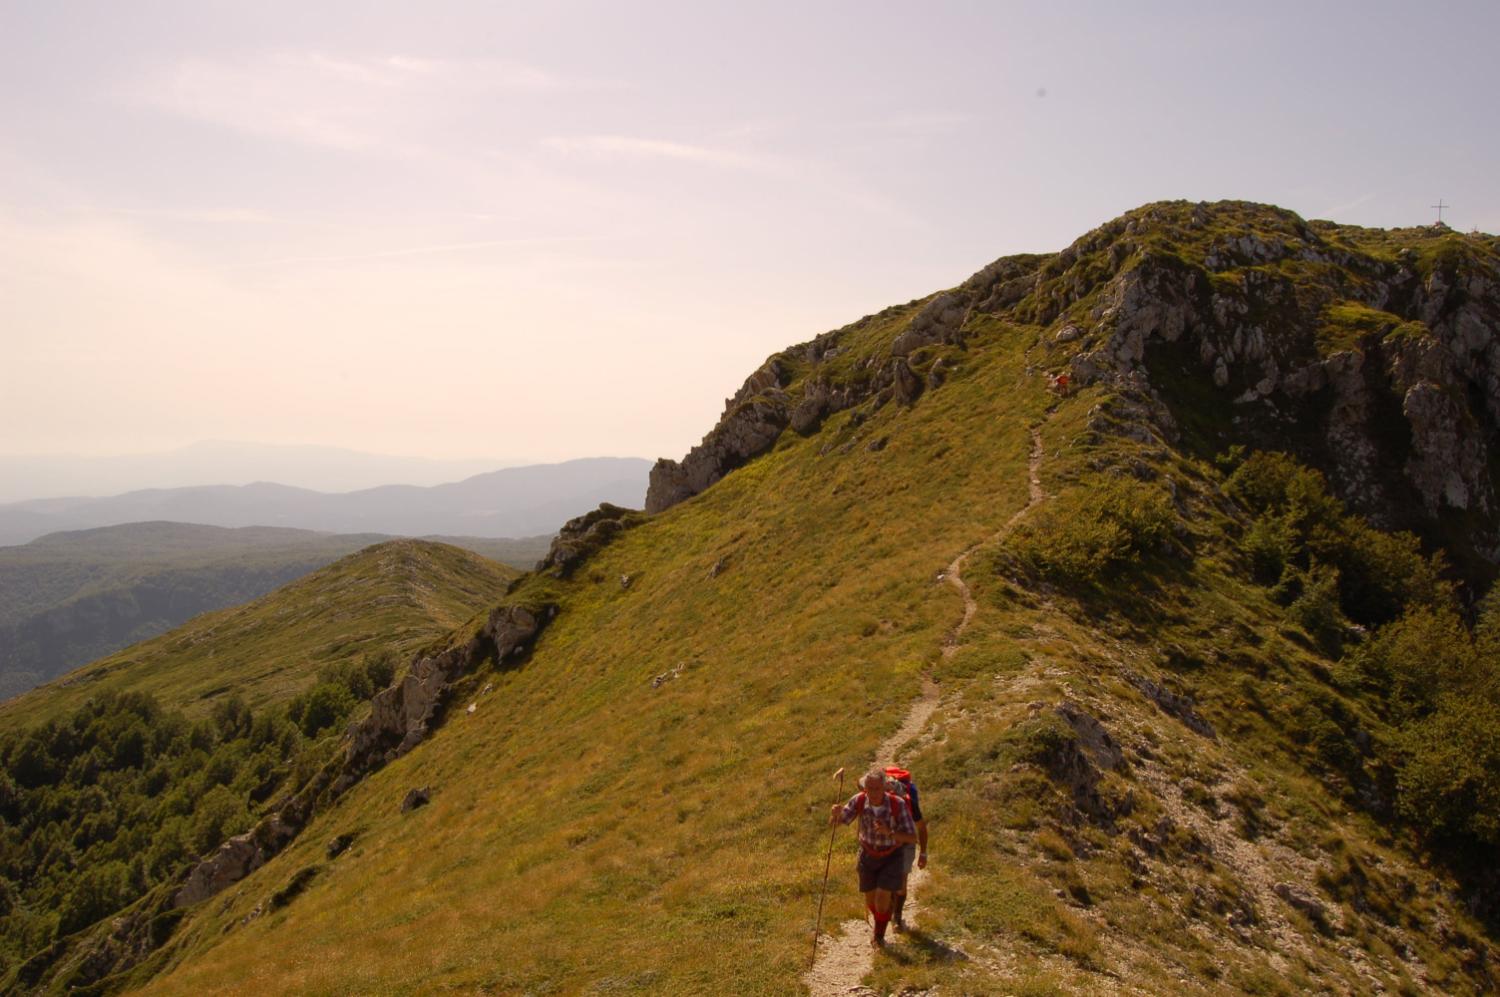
[1287,561,1344,648]
[1397,696,1500,845]
[1009,474,1174,585]
[57,861,132,937]
[1348,605,1475,721]
[289,682,357,738]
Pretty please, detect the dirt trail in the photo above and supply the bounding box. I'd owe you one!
[805,423,1047,997]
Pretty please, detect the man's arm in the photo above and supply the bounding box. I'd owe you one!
[829,794,861,826]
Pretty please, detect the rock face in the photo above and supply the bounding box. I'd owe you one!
[645,359,793,513]
[536,503,640,577]
[1030,702,1128,826]
[890,291,968,356]
[1048,202,1500,565]
[341,603,554,785]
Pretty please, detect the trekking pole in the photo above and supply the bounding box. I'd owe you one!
[810,766,846,970]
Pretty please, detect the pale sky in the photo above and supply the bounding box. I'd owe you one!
[3,1,1497,464]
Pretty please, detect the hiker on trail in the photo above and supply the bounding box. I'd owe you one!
[829,768,920,949]
[883,765,928,933]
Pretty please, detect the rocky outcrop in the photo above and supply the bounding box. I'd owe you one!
[174,835,261,908]
[789,378,865,435]
[341,603,554,784]
[536,503,640,577]
[1033,702,1128,825]
[168,600,555,916]
[1125,670,1216,739]
[645,360,792,513]
[891,291,968,356]
[1052,204,1500,559]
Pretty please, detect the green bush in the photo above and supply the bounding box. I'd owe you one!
[1009,474,1174,585]
[1287,561,1344,647]
[0,688,317,963]
[1397,696,1500,845]
[57,861,131,937]
[1347,606,1475,722]
[289,682,357,738]
[1228,451,1444,627]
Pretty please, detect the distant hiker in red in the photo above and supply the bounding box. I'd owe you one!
[829,768,920,949]
[883,765,928,932]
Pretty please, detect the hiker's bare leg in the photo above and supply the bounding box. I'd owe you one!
[871,888,892,914]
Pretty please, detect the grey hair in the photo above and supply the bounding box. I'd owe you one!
[860,767,886,789]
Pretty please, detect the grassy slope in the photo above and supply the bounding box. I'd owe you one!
[0,540,519,726]
[136,307,1041,995]
[0,524,545,700]
[129,208,1497,995]
[0,524,389,625]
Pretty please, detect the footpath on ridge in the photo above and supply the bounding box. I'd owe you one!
[805,418,1048,997]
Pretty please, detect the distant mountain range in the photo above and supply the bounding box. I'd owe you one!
[0,440,529,503]
[0,456,651,545]
[0,521,547,700]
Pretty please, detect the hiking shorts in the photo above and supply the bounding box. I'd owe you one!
[899,843,916,881]
[857,848,905,893]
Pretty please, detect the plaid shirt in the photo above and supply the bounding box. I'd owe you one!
[839,790,916,856]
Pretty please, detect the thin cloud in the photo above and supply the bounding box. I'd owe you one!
[124,51,578,151]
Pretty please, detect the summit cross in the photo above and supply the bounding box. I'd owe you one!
[1432,199,1449,224]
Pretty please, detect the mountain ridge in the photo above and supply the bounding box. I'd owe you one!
[0,441,531,503]
[0,456,651,546]
[0,521,549,701]
[6,200,1499,995]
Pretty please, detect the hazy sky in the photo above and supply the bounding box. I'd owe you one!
[3,1,1497,464]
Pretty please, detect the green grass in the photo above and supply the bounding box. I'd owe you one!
[8,199,1498,996]
[1316,301,1428,356]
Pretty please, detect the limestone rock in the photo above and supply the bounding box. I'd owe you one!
[890,358,923,405]
[173,834,261,909]
[1403,381,1491,514]
[645,394,789,513]
[891,291,967,356]
[537,503,637,578]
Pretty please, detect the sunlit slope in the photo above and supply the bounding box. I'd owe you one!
[134,202,1500,995]
[141,314,1044,995]
[0,540,518,725]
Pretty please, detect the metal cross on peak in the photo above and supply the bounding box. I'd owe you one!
[1432,199,1449,224]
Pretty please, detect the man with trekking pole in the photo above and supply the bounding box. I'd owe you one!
[883,765,927,933]
[827,767,920,949]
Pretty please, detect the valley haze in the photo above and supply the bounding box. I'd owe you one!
[0,456,651,546]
